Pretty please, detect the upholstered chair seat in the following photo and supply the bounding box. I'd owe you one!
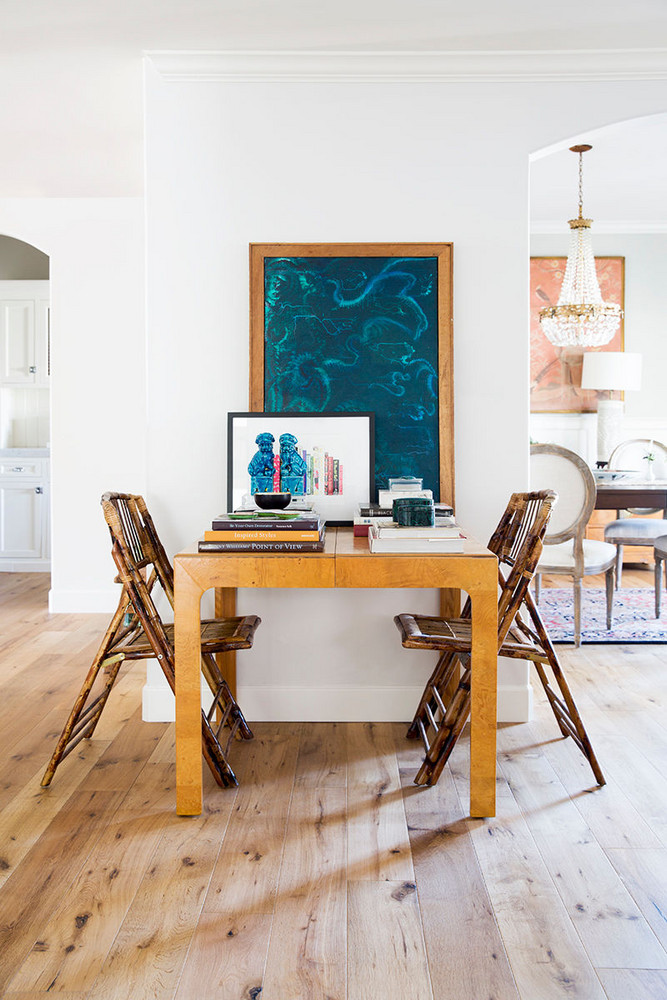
[537,537,618,573]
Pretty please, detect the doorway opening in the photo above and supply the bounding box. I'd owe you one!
[0,234,51,572]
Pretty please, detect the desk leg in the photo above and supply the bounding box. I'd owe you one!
[175,562,204,816]
[214,587,237,698]
[469,569,498,818]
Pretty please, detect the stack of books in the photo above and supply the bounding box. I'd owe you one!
[198,511,326,553]
[354,502,455,536]
[368,521,464,553]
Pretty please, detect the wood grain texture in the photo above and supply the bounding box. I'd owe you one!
[346,723,414,883]
[7,764,177,994]
[348,881,433,1000]
[497,725,665,969]
[596,969,667,1000]
[3,573,667,999]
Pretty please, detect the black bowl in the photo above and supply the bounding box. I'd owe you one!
[254,492,292,511]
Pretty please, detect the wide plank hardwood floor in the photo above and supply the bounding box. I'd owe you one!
[1,571,666,999]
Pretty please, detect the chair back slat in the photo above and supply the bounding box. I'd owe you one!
[489,490,557,646]
[101,493,175,671]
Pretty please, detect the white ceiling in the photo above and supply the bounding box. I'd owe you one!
[1,0,666,205]
[530,113,667,231]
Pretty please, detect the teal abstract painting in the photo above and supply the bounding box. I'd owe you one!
[259,253,444,497]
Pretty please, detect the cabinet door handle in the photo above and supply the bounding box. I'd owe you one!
[29,366,37,374]
[35,486,43,494]
[12,466,25,472]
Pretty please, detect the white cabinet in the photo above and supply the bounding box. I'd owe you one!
[0,280,51,569]
[0,456,50,570]
[0,481,44,558]
[0,281,50,386]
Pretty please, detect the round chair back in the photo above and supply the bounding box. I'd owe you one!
[530,444,596,543]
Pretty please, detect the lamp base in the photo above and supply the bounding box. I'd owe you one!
[596,398,624,464]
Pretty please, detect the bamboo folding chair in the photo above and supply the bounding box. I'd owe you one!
[395,490,605,788]
[42,492,260,788]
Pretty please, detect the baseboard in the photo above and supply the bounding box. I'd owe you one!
[48,587,121,613]
[0,559,50,573]
[497,685,533,724]
[142,680,534,724]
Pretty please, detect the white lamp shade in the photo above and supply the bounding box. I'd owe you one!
[580,351,642,391]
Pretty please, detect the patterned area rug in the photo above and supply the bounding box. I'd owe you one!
[537,587,667,644]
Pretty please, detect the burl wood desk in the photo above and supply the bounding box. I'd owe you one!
[174,527,499,818]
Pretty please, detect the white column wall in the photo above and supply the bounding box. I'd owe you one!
[144,65,666,719]
[0,198,146,610]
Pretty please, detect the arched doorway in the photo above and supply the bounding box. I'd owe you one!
[0,234,51,571]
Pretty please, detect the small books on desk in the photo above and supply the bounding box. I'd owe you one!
[358,502,454,520]
[368,524,464,553]
[211,512,320,531]
[200,512,326,552]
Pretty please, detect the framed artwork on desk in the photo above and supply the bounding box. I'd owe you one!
[530,256,625,413]
[227,410,375,525]
[249,243,454,506]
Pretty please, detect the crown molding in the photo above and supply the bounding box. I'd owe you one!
[146,48,667,83]
[531,220,667,234]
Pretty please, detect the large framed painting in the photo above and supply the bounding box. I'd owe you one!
[530,256,625,413]
[249,243,454,505]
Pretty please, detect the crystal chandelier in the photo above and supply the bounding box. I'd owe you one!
[539,144,623,348]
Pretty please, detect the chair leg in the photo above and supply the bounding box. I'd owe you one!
[406,650,458,740]
[605,567,614,630]
[656,556,663,618]
[573,579,582,648]
[415,659,472,786]
[535,573,541,603]
[41,595,131,786]
[520,591,605,785]
[615,544,623,589]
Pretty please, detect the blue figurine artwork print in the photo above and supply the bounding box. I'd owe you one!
[247,427,344,497]
[248,432,276,493]
[278,433,308,495]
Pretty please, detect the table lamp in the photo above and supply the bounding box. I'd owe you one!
[581,351,642,464]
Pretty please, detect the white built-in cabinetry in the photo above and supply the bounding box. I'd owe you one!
[0,280,51,572]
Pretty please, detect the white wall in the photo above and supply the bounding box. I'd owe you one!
[143,59,667,718]
[0,198,147,610]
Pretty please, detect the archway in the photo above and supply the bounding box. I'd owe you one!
[0,234,51,572]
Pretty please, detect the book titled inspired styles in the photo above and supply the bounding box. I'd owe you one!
[204,528,322,542]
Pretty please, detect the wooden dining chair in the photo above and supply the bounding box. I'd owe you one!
[395,490,605,788]
[42,492,260,788]
[531,443,616,647]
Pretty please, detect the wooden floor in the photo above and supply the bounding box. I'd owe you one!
[1,571,666,999]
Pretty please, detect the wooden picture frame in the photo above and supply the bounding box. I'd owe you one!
[249,243,454,506]
[530,256,625,413]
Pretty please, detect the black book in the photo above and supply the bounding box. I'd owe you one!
[198,537,326,553]
[358,502,454,518]
[211,512,321,531]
